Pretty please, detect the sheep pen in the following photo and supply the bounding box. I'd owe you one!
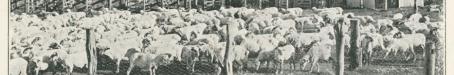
[8,1,445,75]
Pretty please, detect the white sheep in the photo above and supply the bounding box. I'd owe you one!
[176,23,208,41]
[126,52,173,75]
[300,41,332,72]
[382,33,423,61]
[99,38,142,73]
[181,45,201,73]
[273,44,295,73]
[403,22,430,33]
[285,8,304,16]
[50,49,88,75]
[226,45,250,73]
[408,13,423,22]
[9,52,28,75]
[393,13,404,20]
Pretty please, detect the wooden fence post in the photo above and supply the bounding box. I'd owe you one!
[414,0,418,13]
[384,0,388,10]
[143,0,147,10]
[243,0,247,8]
[349,19,362,69]
[258,0,262,9]
[286,0,289,9]
[189,0,192,10]
[335,20,345,75]
[222,19,233,75]
[86,29,97,75]
[426,29,438,75]
[85,0,90,11]
[109,0,112,10]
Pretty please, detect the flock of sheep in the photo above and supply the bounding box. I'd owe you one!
[9,6,444,75]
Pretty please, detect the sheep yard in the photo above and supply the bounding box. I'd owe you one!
[9,0,445,75]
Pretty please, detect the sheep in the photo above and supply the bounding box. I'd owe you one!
[408,13,423,22]
[176,23,208,41]
[126,52,173,75]
[196,34,221,44]
[226,45,250,73]
[184,13,220,26]
[257,7,281,17]
[236,8,256,20]
[273,18,297,34]
[181,45,201,73]
[201,10,224,19]
[300,41,332,72]
[393,13,404,20]
[374,19,393,30]
[150,34,181,44]
[402,22,430,34]
[28,50,59,75]
[284,26,334,54]
[145,41,184,61]
[285,8,304,16]
[50,50,88,75]
[382,33,424,61]
[219,7,237,16]
[9,52,28,75]
[313,7,343,16]
[379,25,399,36]
[273,44,295,73]
[400,33,426,57]
[358,33,385,65]
[99,38,142,73]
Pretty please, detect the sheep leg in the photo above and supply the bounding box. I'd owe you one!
[266,61,271,70]
[405,46,414,61]
[279,61,283,74]
[68,65,73,75]
[115,59,121,73]
[309,62,315,72]
[421,44,426,57]
[254,60,261,72]
[37,68,42,75]
[126,63,134,75]
[383,49,391,59]
[301,61,308,71]
[410,46,417,62]
[191,61,196,72]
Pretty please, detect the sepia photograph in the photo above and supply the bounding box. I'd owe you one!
[8,0,446,75]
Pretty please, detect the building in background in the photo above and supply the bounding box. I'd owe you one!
[364,0,424,10]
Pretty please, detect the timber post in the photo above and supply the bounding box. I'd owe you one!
[384,0,388,10]
[349,19,362,69]
[426,29,439,75]
[414,0,419,13]
[335,19,345,75]
[222,19,233,75]
[243,0,247,8]
[258,0,262,9]
[85,29,97,75]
